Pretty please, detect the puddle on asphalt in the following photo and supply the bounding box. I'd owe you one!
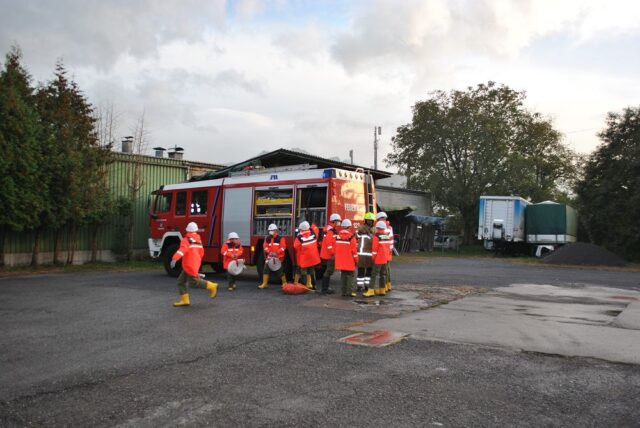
[353,299,391,306]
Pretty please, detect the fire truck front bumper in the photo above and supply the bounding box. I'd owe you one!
[148,239,163,258]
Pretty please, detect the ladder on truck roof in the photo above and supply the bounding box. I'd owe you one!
[228,163,318,177]
[357,168,376,214]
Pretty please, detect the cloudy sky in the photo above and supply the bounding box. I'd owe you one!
[1,0,639,168]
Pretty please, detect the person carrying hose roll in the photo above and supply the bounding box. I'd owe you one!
[222,232,244,291]
[171,222,218,307]
[259,223,287,289]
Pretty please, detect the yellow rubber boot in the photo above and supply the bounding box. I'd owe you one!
[294,273,300,284]
[258,274,269,289]
[206,282,218,298]
[375,287,386,296]
[306,275,314,290]
[386,282,392,292]
[173,294,190,307]
[362,288,375,297]
[281,275,288,286]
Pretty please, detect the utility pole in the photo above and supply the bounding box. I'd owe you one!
[373,126,381,169]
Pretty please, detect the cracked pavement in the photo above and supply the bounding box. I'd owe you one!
[1,258,640,426]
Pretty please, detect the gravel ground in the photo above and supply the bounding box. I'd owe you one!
[1,257,639,427]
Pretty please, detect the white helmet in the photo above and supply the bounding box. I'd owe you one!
[329,213,342,222]
[341,219,352,228]
[299,221,310,231]
[186,222,198,232]
[376,211,387,220]
[375,221,387,229]
[268,223,278,232]
[228,232,239,240]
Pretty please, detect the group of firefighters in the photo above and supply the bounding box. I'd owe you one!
[170,212,394,307]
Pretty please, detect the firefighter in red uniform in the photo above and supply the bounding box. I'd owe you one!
[318,213,341,295]
[376,211,394,292]
[293,221,321,290]
[221,232,244,291]
[171,222,218,307]
[259,223,288,289]
[368,220,392,296]
[334,219,358,297]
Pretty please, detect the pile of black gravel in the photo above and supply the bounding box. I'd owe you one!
[543,242,627,266]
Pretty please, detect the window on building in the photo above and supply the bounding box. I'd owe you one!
[191,191,208,215]
[176,192,187,216]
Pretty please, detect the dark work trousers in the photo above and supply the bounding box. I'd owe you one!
[177,271,208,295]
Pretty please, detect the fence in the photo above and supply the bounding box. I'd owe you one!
[2,153,221,266]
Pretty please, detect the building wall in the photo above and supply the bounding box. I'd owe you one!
[2,153,221,266]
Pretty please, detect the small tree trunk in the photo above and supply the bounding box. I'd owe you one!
[31,227,41,267]
[67,222,77,265]
[463,219,474,245]
[90,223,99,263]
[127,213,134,261]
[53,229,62,265]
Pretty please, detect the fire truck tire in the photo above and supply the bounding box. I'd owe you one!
[163,243,182,277]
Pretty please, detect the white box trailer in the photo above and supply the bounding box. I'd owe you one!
[478,196,530,250]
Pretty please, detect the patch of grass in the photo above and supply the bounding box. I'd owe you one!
[0,260,163,277]
[394,245,497,261]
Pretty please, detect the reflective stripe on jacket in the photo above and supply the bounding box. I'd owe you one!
[293,230,321,268]
[371,233,392,265]
[319,225,336,260]
[221,240,244,269]
[356,224,373,268]
[264,234,286,262]
[334,229,358,271]
[172,232,204,277]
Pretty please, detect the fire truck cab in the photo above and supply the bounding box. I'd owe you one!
[148,165,376,278]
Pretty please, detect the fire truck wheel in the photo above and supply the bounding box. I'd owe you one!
[163,243,182,277]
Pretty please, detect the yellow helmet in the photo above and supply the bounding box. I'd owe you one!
[364,212,375,221]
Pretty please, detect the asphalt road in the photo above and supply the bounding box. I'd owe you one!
[1,257,640,427]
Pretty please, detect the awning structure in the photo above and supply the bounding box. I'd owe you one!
[377,205,416,217]
[192,148,392,181]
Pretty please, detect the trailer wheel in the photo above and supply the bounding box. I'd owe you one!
[163,243,182,277]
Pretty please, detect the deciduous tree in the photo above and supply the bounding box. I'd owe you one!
[576,106,640,260]
[387,82,577,244]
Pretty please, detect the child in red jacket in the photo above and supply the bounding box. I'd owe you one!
[293,221,321,289]
[366,220,392,296]
[221,232,244,291]
[171,222,218,307]
[333,219,358,297]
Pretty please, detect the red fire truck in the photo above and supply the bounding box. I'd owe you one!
[148,165,376,278]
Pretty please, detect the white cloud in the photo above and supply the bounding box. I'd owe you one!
[2,0,639,166]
